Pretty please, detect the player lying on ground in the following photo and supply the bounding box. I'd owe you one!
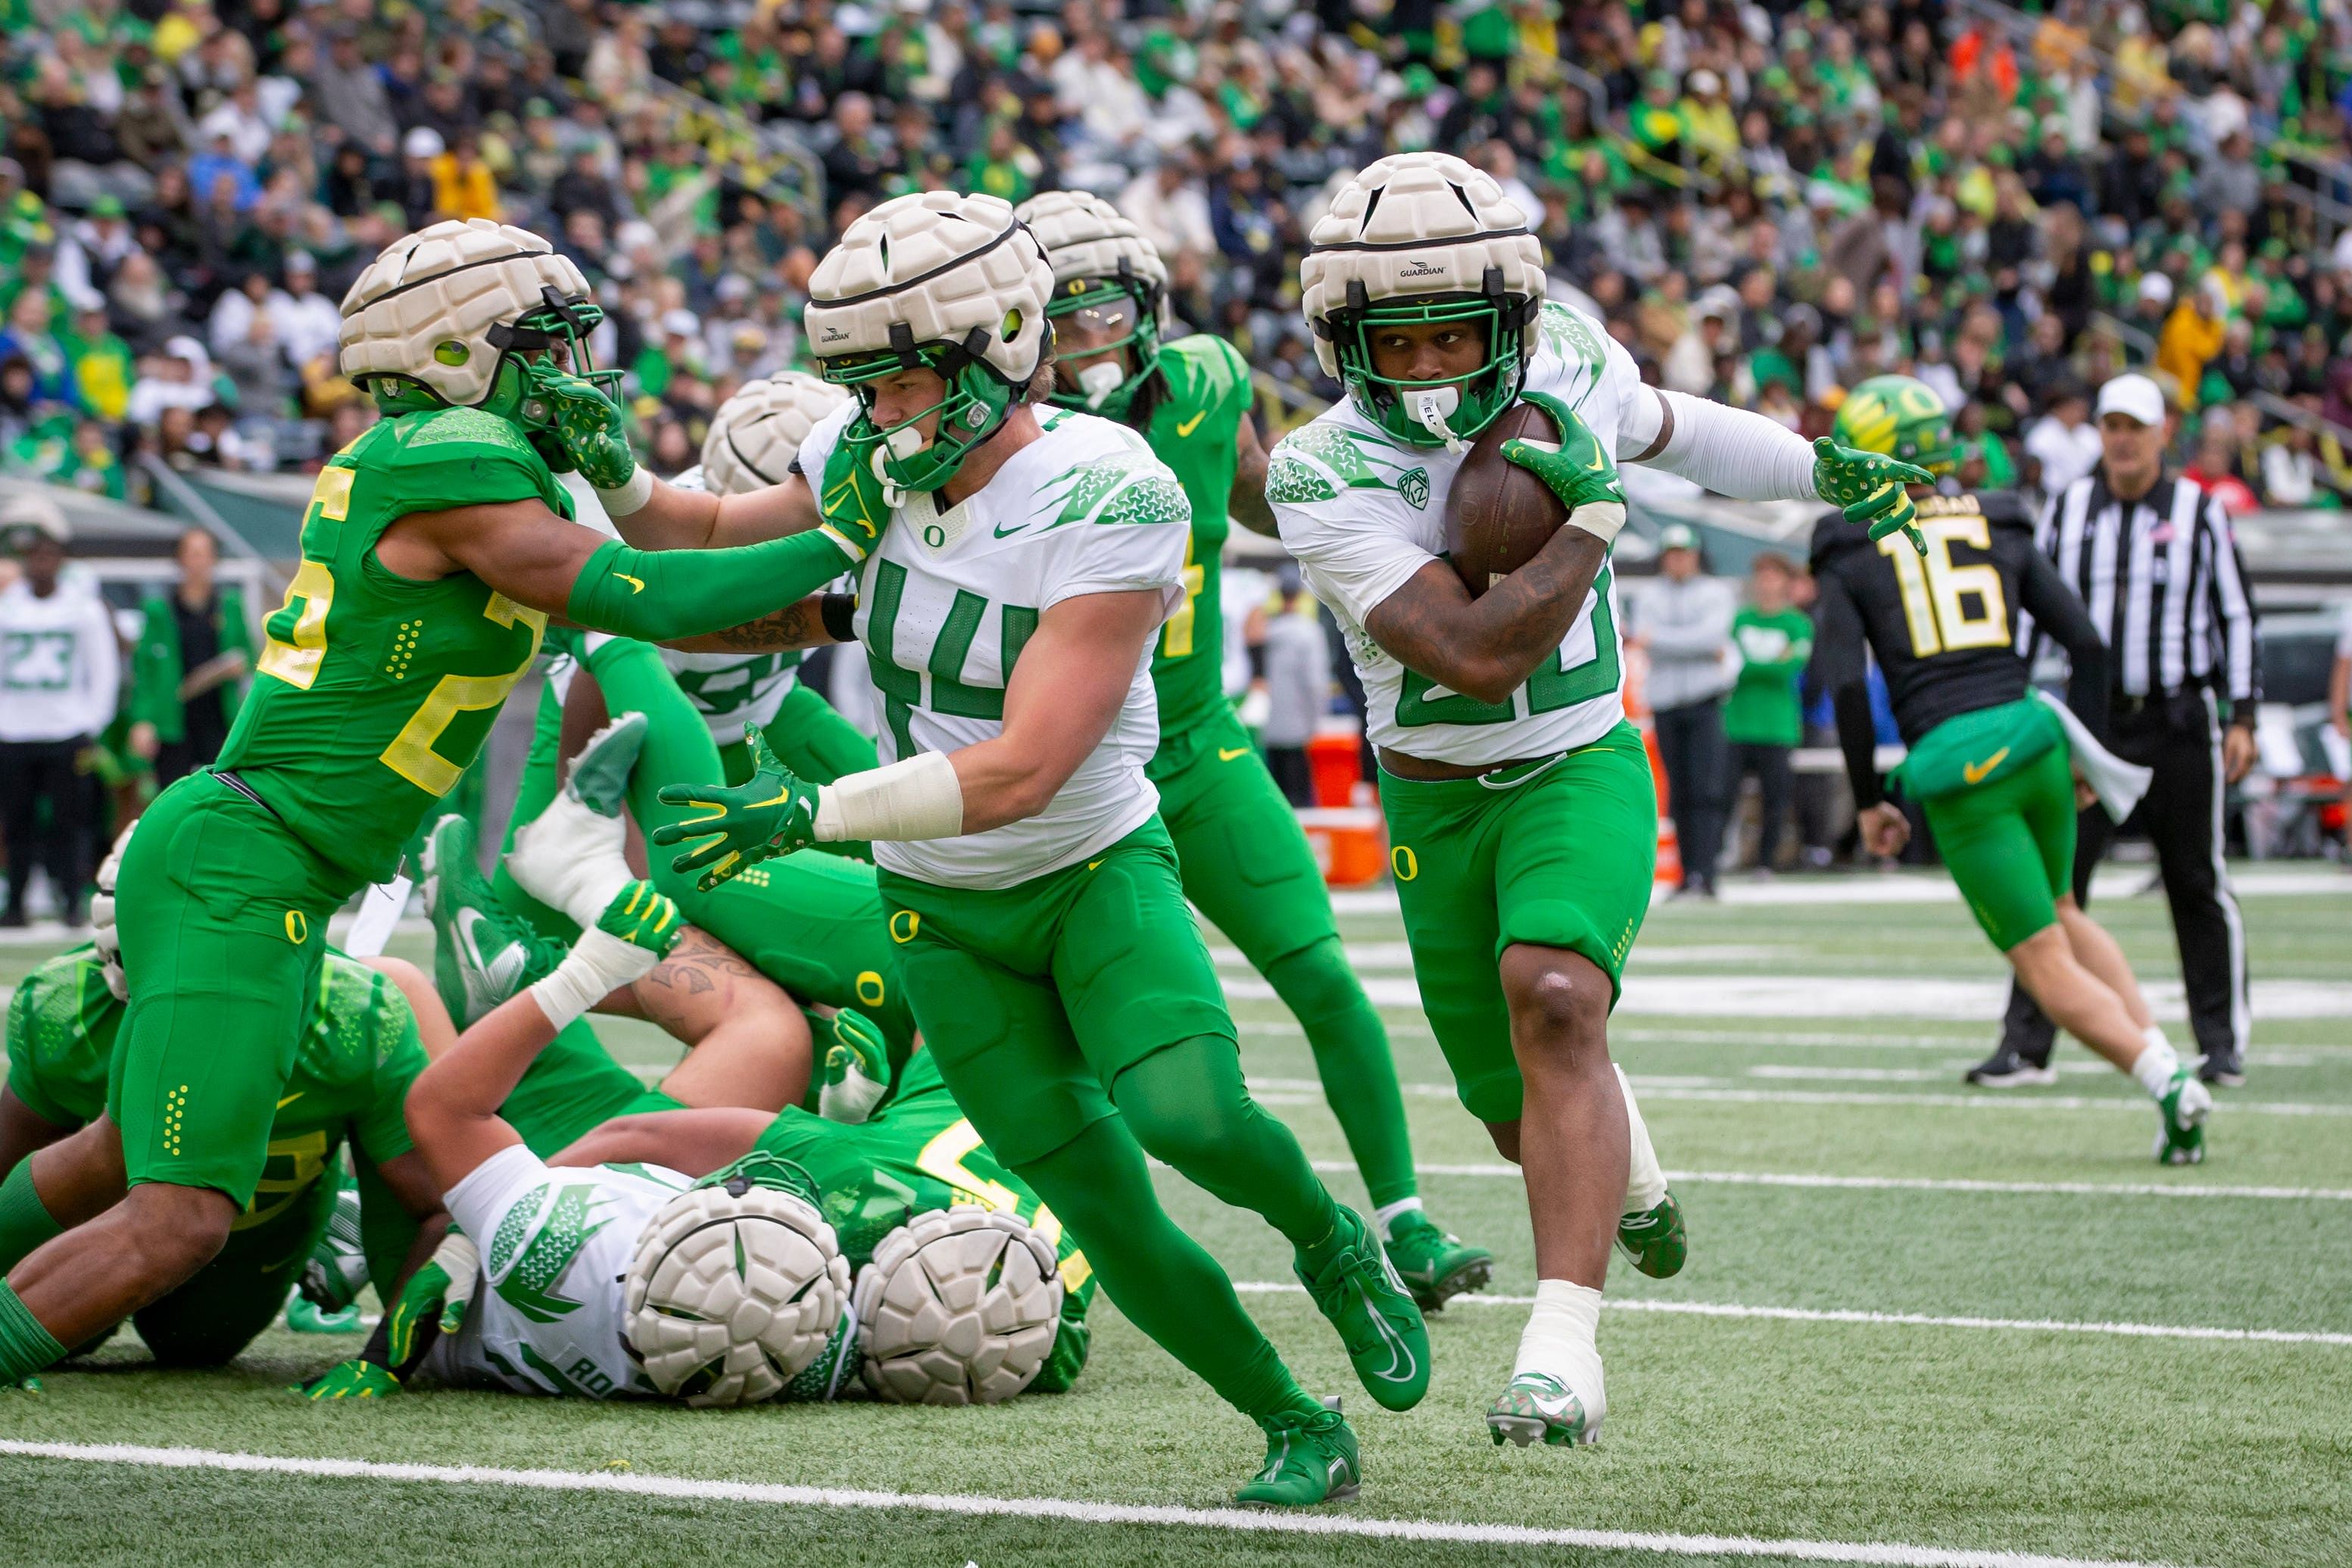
[1809,377,2212,1165]
[0,217,917,1395]
[1015,190,1492,1308]
[1271,152,1933,1450]
[0,937,446,1377]
[546,191,1427,1506]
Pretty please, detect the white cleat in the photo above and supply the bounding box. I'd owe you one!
[506,714,646,927]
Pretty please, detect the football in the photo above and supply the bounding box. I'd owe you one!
[622,1184,854,1408]
[855,1206,1065,1406]
[1444,399,1567,597]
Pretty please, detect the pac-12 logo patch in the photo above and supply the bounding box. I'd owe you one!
[1399,468,1430,510]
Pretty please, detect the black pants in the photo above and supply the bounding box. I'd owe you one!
[1655,697,1730,888]
[2000,691,2248,1063]
[1265,745,1314,807]
[1730,741,1795,868]
[0,736,95,921]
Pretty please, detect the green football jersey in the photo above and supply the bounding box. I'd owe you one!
[220,408,567,885]
[1141,333,1253,743]
[756,1051,1092,1300]
[5,945,424,1229]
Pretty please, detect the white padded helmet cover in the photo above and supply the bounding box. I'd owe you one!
[338,218,594,407]
[802,191,1055,386]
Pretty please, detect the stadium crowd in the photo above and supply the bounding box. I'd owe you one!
[2,0,2352,512]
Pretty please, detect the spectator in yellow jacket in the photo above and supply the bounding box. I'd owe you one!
[2157,279,2229,410]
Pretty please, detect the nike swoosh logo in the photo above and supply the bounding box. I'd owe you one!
[616,572,644,594]
[1175,410,1207,438]
[993,522,1024,538]
[1087,859,1104,871]
[1356,1277,1419,1383]
[1586,450,1607,470]
[276,1093,303,1109]
[1963,747,2010,784]
[1218,747,1250,761]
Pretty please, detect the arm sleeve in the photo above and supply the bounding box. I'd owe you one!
[1811,565,1883,807]
[566,529,859,642]
[442,1142,550,1243]
[2201,492,2260,712]
[2017,546,2111,744]
[1627,389,1821,501]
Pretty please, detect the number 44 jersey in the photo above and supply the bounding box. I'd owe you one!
[219,408,562,885]
[1268,301,1649,768]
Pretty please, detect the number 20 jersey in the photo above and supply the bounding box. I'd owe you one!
[218,408,564,885]
[1268,301,1650,768]
[796,402,1190,890]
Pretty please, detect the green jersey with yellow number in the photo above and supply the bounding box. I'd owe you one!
[220,408,566,884]
[1140,333,1253,747]
[5,945,424,1230]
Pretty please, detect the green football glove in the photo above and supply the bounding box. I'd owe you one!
[532,365,638,491]
[816,1007,891,1124]
[652,727,822,890]
[295,1358,401,1399]
[595,879,685,958]
[818,418,894,559]
[1811,436,1935,556]
[1499,390,1627,516]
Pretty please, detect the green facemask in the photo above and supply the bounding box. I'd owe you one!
[1043,276,1162,424]
[822,331,1027,494]
[1332,294,1527,450]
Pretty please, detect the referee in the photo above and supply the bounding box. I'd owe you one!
[1973,373,2260,1089]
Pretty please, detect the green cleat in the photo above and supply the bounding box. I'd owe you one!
[566,709,645,817]
[2156,1071,2213,1166]
[1383,1212,1494,1311]
[1235,1398,1360,1507]
[1614,1192,1689,1279]
[1295,1207,1430,1412]
[424,815,566,1027]
[0,1375,41,1395]
[1487,1371,1599,1448]
[285,1298,363,1335]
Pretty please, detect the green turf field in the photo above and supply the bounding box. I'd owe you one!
[2,867,2347,1567]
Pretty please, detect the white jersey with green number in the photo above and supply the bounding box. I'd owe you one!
[433,1143,693,1399]
[657,464,803,743]
[795,403,1190,890]
[1269,301,1648,768]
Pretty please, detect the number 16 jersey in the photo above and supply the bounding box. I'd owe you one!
[217,407,562,886]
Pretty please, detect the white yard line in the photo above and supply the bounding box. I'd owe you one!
[1248,1074,2352,1116]
[1232,1283,2352,1347]
[0,1440,2202,1568]
[1302,1161,2352,1202]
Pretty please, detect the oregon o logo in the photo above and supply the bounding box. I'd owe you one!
[889,910,920,944]
[856,970,886,1005]
[1391,846,1418,882]
[283,910,309,943]
[924,524,946,547]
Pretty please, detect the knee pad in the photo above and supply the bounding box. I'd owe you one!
[1262,937,1371,1032]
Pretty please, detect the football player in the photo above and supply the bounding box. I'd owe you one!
[1015,191,1493,1308]
[1809,376,2212,1164]
[1271,152,1930,1448]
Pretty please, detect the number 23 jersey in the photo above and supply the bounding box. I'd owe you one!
[1268,301,1650,768]
[219,407,563,885]
[797,403,1190,890]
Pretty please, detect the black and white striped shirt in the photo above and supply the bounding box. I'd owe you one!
[2015,471,2260,709]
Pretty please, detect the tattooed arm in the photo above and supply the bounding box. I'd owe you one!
[660,593,845,653]
[1363,528,1609,706]
[597,927,816,1111]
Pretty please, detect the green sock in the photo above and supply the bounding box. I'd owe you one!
[1014,1118,1317,1425]
[0,1159,64,1273]
[0,1280,66,1384]
[1112,1037,1338,1249]
[1265,936,1420,1208]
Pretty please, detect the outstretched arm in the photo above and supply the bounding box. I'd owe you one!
[1228,412,1277,536]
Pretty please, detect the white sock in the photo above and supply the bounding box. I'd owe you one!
[2132,1032,2183,1099]
[1617,1065,1668,1214]
[529,925,663,1031]
[1512,1280,1606,1427]
[1373,1197,1424,1241]
[508,792,632,929]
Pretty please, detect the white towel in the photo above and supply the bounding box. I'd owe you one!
[2032,689,2152,823]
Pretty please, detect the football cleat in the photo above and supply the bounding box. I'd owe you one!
[2198,1050,2247,1089]
[1295,1206,1430,1412]
[1964,1043,2057,1088]
[425,815,565,1026]
[1487,1370,1600,1448]
[1615,1192,1689,1279]
[285,1298,363,1335]
[2156,1071,2213,1166]
[1382,1212,1493,1311]
[1236,1396,1359,1507]
[298,1176,371,1314]
[505,713,644,927]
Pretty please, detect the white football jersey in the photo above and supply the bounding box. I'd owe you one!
[797,403,1189,889]
[1271,301,1648,768]
[654,463,804,743]
[432,1144,694,1400]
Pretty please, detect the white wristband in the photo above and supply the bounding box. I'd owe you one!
[1564,500,1626,544]
[812,752,965,843]
[528,926,664,1031]
[595,466,655,519]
